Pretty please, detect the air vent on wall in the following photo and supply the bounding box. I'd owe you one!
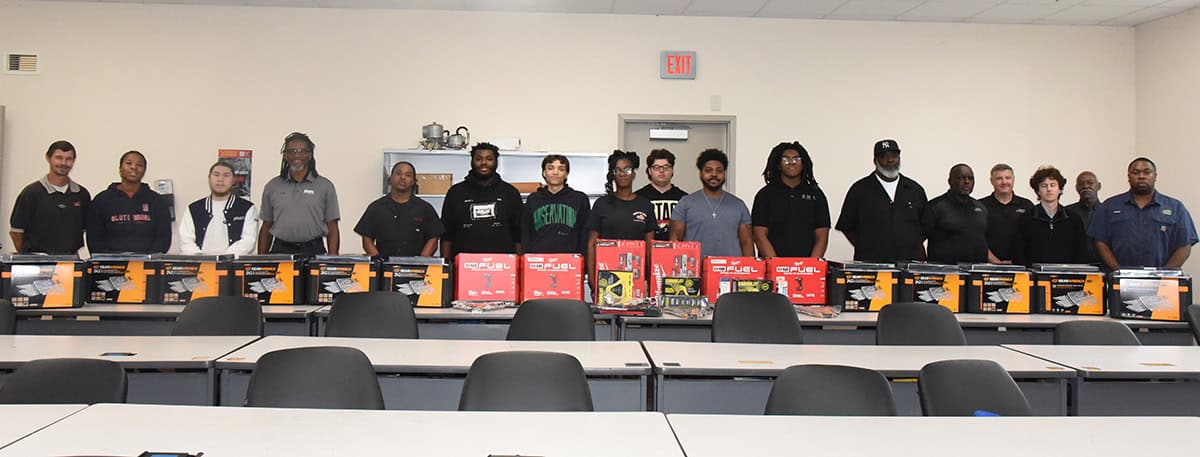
[7,53,39,75]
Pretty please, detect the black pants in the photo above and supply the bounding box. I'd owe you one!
[269,237,327,255]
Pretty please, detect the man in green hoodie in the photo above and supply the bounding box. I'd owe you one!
[521,155,590,255]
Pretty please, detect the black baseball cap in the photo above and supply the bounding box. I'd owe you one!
[874,139,901,157]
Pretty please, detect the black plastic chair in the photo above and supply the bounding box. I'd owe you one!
[876,302,967,345]
[765,364,898,416]
[171,296,264,336]
[245,346,384,409]
[918,359,1032,416]
[507,299,595,341]
[0,358,126,404]
[0,299,15,335]
[711,292,803,344]
[1186,305,1200,345]
[1054,320,1141,345]
[458,351,593,412]
[324,292,418,338]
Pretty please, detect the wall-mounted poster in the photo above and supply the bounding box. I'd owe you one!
[218,149,253,199]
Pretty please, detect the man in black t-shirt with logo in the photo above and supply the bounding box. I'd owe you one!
[440,143,523,259]
[751,141,830,258]
[636,149,688,241]
[356,161,445,257]
[10,140,91,254]
[979,163,1034,263]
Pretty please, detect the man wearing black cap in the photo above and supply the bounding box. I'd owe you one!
[835,139,928,262]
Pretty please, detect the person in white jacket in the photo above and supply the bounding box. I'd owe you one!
[179,161,259,255]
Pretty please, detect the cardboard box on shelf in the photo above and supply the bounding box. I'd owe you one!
[415,173,453,195]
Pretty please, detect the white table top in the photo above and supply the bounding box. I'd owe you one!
[0,404,86,450]
[0,404,684,457]
[625,311,1188,329]
[0,335,259,369]
[16,304,322,318]
[668,414,1200,457]
[1005,344,1200,379]
[216,335,651,375]
[642,341,1073,378]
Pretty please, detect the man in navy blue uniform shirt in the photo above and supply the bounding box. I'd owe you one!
[1088,157,1197,270]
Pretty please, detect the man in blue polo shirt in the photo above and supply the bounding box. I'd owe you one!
[1088,157,1197,270]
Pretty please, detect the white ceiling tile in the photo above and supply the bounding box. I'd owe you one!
[1034,4,1140,23]
[246,0,317,7]
[968,2,1067,22]
[464,0,537,12]
[683,0,769,16]
[755,0,847,18]
[899,0,1000,19]
[392,0,466,9]
[1081,0,1167,6]
[536,0,612,13]
[827,0,923,19]
[1004,0,1086,5]
[1158,0,1200,7]
[611,0,688,15]
[1102,5,1188,24]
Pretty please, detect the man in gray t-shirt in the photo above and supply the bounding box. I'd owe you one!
[257,132,341,255]
[669,149,754,258]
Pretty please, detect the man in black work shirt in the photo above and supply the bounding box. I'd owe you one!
[1065,171,1102,264]
[356,161,445,257]
[9,140,91,254]
[980,163,1034,263]
[924,164,990,264]
[835,139,928,262]
[440,143,523,259]
[751,141,830,258]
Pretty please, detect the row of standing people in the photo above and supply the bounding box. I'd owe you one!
[9,135,1197,273]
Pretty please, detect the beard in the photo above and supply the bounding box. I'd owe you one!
[875,163,900,180]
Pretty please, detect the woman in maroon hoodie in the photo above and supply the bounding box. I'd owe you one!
[86,150,172,254]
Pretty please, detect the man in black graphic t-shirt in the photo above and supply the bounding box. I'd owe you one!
[636,149,687,241]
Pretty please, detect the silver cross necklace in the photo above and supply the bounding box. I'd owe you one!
[703,192,726,220]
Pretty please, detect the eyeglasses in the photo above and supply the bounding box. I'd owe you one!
[649,164,673,172]
[282,148,312,156]
[614,167,635,175]
[781,157,801,165]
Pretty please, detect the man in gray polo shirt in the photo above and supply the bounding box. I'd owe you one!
[257,132,340,255]
[669,148,754,258]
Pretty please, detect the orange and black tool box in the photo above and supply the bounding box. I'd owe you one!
[151,254,234,304]
[964,263,1032,314]
[1031,263,1105,315]
[381,256,451,308]
[86,254,158,304]
[306,255,379,305]
[898,262,964,313]
[0,254,85,308]
[1108,268,1192,321]
[231,255,304,305]
[827,261,899,312]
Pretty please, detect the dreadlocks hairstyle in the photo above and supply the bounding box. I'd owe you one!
[391,161,419,194]
[762,141,817,187]
[604,149,640,196]
[279,132,319,179]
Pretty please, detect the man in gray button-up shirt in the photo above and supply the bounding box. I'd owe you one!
[257,132,341,255]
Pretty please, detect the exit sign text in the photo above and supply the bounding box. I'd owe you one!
[660,51,697,80]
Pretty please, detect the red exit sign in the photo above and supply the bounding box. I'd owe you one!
[660,51,697,80]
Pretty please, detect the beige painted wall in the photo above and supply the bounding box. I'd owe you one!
[0,0,1136,262]
[1136,8,1200,279]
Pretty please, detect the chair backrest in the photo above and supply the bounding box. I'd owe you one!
[171,296,264,336]
[876,302,967,345]
[1187,305,1200,345]
[507,299,595,341]
[765,364,898,416]
[245,346,384,409]
[1054,320,1140,345]
[0,358,126,404]
[711,292,803,344]
[324,291,418,338]
[918,359,1032,416]
[458,351,593,412]
[0,299,15,335]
